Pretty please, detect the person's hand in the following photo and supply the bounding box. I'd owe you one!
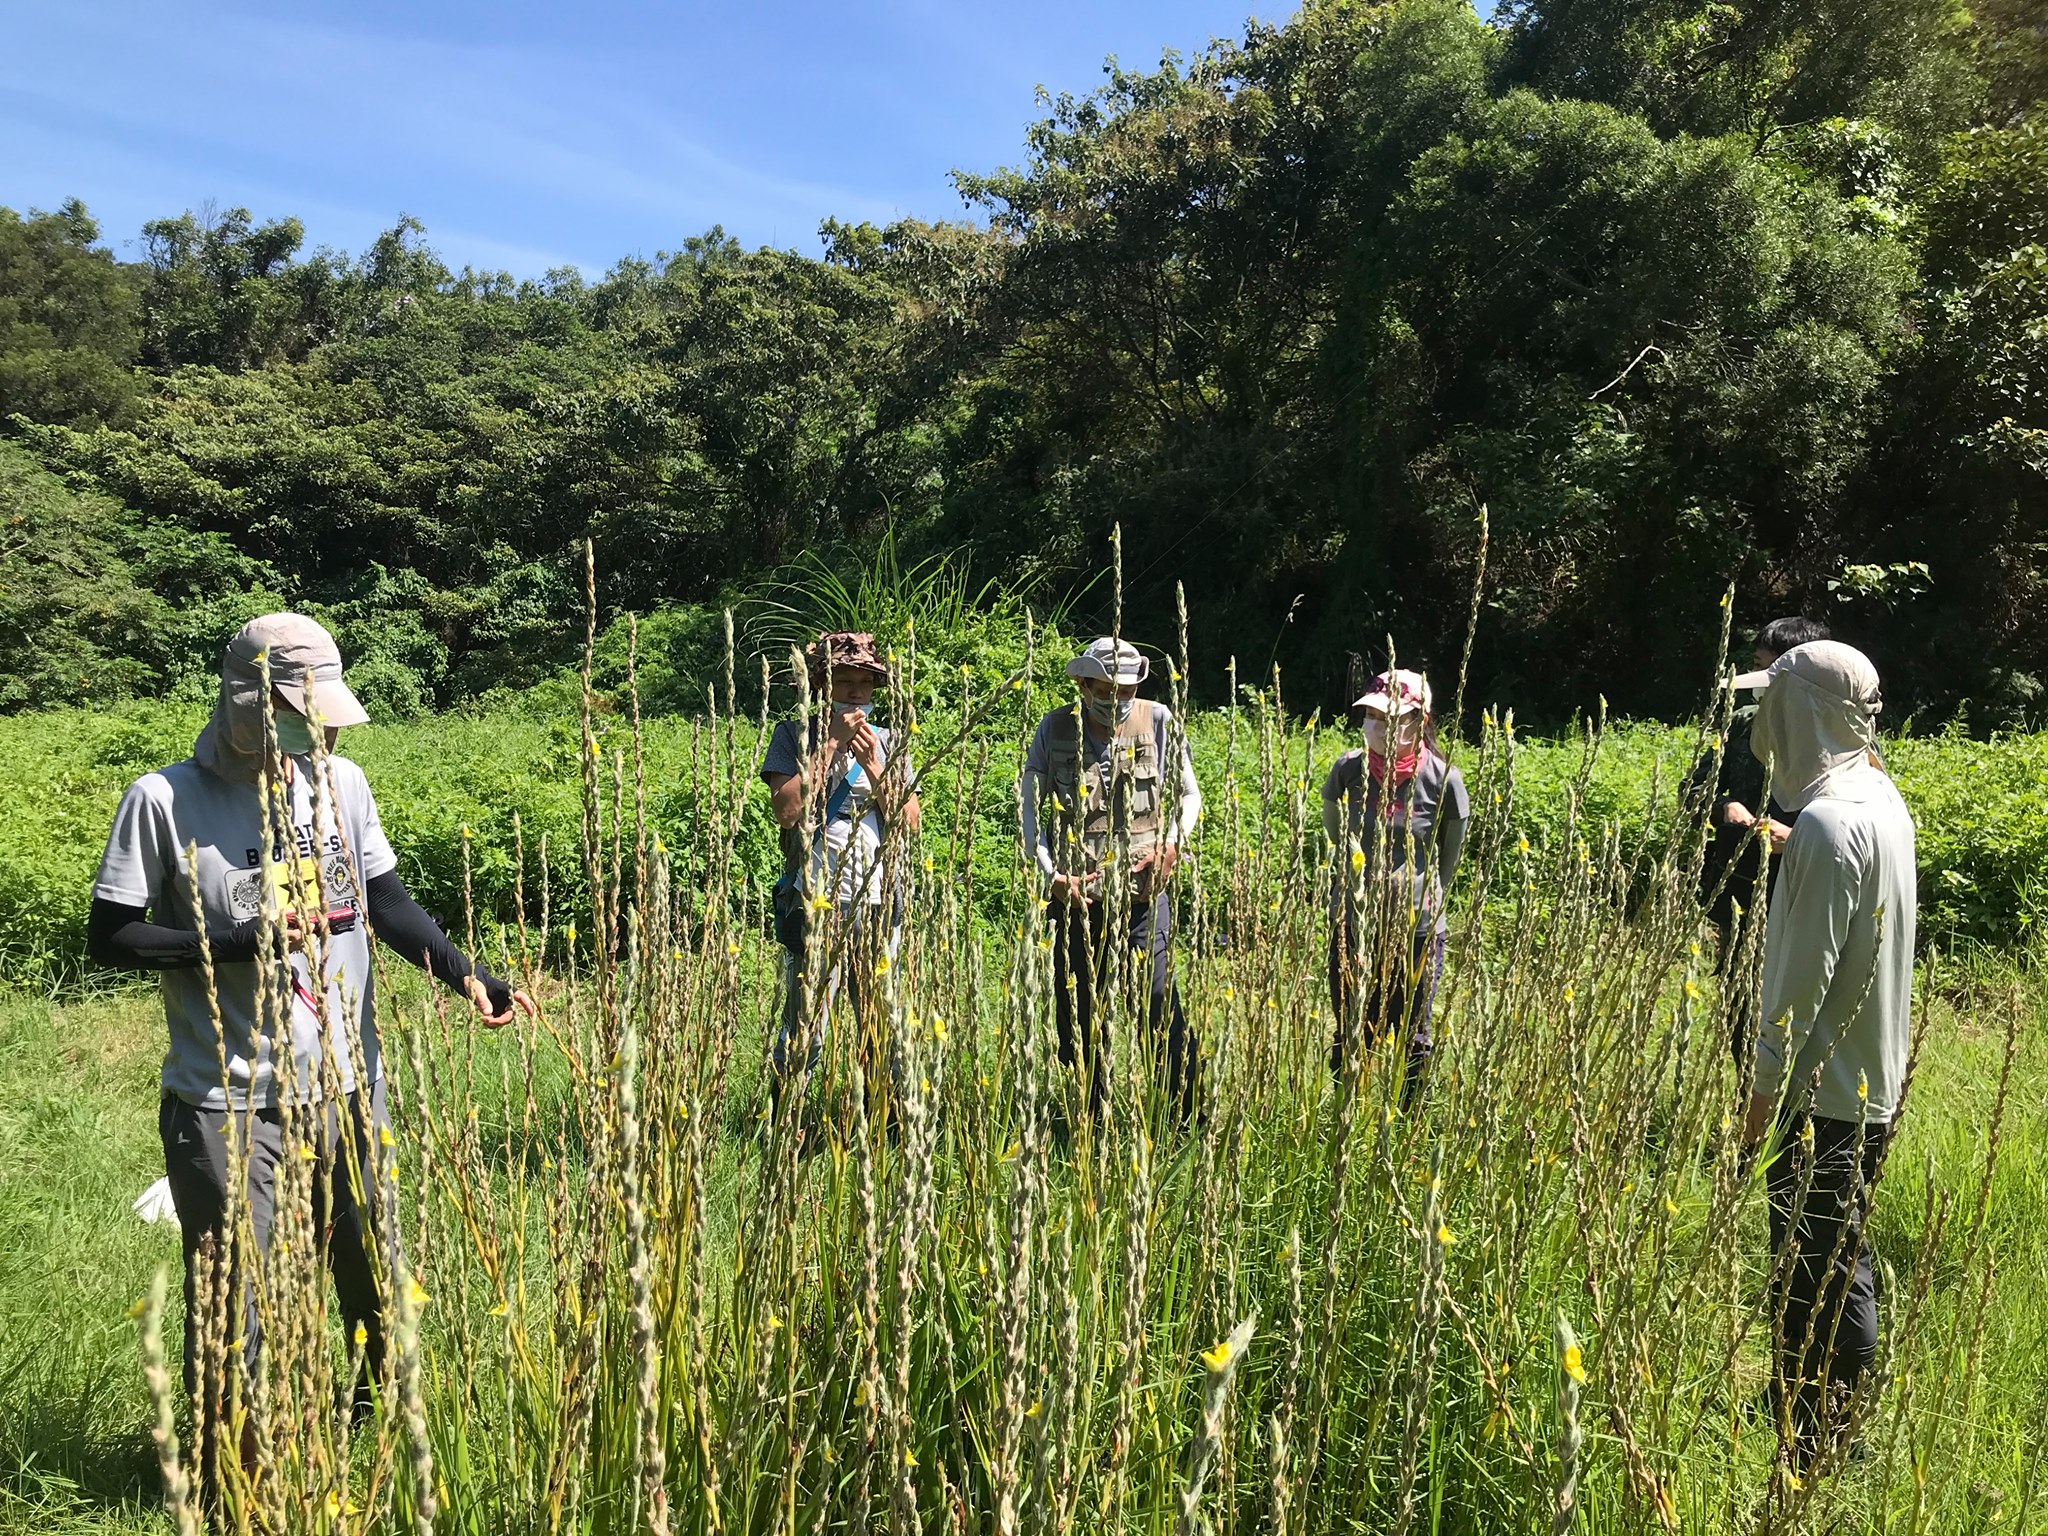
[1765,818,1793,852]
[281,910,308,953]
[828,705,863,750]
[463,975,538,1030]
[1721,801,1755,829]
[847,717,884,778]
[1742,1089,1776,1149]
[1137,844,1180,885]
[1050,872,1099,908]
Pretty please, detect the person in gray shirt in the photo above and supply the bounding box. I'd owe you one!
[87,613,534,1492]
[1737,639,1916,1467]
[1322,667,1468,1105]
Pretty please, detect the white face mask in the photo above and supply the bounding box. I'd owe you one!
[831,701,863,716]
[1361,717,1389,755]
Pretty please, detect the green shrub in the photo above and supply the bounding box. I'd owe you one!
[0,690,2039,988]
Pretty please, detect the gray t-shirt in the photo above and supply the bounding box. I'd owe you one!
[1322,749,1469,934]
[93,756,398,1109]
[760,717,898,907]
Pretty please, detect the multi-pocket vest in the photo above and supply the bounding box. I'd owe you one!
[1043,702,1168,872]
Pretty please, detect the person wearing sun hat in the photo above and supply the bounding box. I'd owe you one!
[1321,664,1468,1105]
[1021,635,1203,1123]
[759,630,921,1105]
[1736,638,1916,1466]
[85,612,535,1492]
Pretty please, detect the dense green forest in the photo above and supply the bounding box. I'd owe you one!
[2,0,2043,725]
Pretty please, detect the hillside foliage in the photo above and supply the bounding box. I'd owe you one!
[0,0,2042,728]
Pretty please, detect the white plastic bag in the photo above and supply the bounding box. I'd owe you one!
[133,1176,180,1228]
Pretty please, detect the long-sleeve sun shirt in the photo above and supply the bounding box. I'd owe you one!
[1755,761,1917,1123]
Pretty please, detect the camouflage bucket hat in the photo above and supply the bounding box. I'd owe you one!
[806,631,889,685]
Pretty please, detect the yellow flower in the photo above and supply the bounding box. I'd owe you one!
[727,942,741,956]
[1517,835,1530,855]
[765,1313,782,1332]
[1562,984,1576,1003]
[1563,1344,1586,1384]
[1024,1400,1042,1418]
[1435,1222,1456,1245]
[1665,1196,1679,1216]
[459,824,471,841]
[325,1489,342,1520]
[1350,848,1366,873]
[406,1278,429,1309]
[1683,979,1699,1000]
[904,1448,918,1468]
[299,1144,317,1162]
[875,956,890,974]
[353,1322,368,1346]
[1199,1338,1235,1372]
[823,1442,836,1463]
[931,1017,949,1042]
[489,1301,508,1318]
[854,1380,869,1406]
[127,1296,147,1321]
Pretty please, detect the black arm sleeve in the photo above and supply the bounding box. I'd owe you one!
[364,870,509,1011]
[86,897,262,971]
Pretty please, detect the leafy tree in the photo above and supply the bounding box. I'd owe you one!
[0,200,142,427]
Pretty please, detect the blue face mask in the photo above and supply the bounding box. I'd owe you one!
[274,711,317,755]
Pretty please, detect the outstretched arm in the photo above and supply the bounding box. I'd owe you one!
[365,870,533,1026]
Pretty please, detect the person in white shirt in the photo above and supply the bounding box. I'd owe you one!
[1020,637,1202,1123]
[759,631,919,1104]
[1736,640,1916,1466]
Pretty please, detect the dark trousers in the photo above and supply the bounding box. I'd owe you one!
[1047,891,1198,1123]
[1766,1112,1887,1461]
[161,1082,391,1491]
[1329,921,1442,1104]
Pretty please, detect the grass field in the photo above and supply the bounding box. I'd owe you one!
[2,655,2045,1535]
[1,710,2044,1533]
[2,955,2042,1534]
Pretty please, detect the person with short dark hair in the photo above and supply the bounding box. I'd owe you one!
[1737,640,1915,1469]
[1692,617,1831,998]
[86,613,535,1495]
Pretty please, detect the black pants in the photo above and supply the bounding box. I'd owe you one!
[161,1083,391,1491]
[1766,1112,1887,1461]
[1329,921,1441,1104]
[1047,891,1198,1123]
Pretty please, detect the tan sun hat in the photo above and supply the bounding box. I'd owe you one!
[232,613,370,727]
[1066,636,1149,685]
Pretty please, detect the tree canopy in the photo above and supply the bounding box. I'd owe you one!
[1,0,2041,726]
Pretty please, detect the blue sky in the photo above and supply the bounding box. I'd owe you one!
[3,0,1293,278]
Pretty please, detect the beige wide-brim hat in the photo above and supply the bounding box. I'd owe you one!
[1066,636,1149,685]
